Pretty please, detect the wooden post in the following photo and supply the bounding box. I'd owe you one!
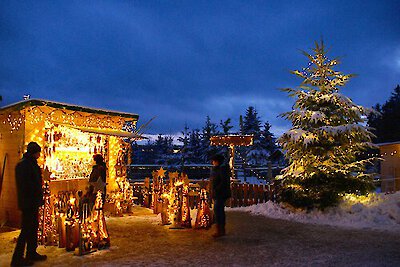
[229,145,235,180]
[144,177,150,208]
[231,183,237,207]
[259,185,265,203]
[238,184,243,207]
[243,184,248,207]
[248,184,253,205]
[268,161,273,181]
[254,185,259,205]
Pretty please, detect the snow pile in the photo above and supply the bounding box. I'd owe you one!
[231,192,400,231]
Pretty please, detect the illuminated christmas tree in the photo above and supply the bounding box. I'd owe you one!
[278,41,377,209]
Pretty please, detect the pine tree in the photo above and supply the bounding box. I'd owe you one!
[154,134,178,166]
[220,118,233,134]
[200,116,219,163]
[278,41,376,209]
[131,139,157,164]
[368,85,400,142]
[239,115,244,134]
[261,122,276,152]
[241,106,272,166]
[154,134,166,164]
[242,106,261,134]
[178,124,190,166]
[188,129,202,163]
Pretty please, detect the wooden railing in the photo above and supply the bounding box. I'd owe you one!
[131,181,278,209]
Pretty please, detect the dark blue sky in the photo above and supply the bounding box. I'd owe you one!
[1,0,399,136]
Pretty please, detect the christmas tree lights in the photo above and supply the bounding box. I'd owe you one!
[278,41,378,208]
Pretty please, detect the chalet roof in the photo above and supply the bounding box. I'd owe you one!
[0,99,139,120]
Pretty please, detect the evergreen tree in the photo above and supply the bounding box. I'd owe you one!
[239,115,244,134]
[130,141,141,163]
[131,139,156,164]
[220,118,233,134]
[241,106,273,166]
[242,106,261,134]
[200,116,219,163]
[278,41,376,209]
[188,129,202,163]
[153,134,178,166]
[178,124,190,166]
[154,134,166,164]
[368,85,400,142]
[261,122,276,152]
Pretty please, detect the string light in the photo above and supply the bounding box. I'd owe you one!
[235,150,270,183]
[1,104,137,133]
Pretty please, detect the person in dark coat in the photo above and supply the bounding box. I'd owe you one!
[89,154,107,196]
[209,154,231,238]
[11,142,47,266]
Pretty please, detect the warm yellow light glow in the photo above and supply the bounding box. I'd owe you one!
[342,193,381,207]
[107,136,120,192]
[69,196,76,206]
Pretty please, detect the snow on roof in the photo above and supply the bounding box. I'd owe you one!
[0,98,139,120]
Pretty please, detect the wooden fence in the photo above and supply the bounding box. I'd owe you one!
[131,181,278,209]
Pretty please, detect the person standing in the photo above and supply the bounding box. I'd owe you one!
[11,142,47,266]
[89,154,107,196]
[209,154,231,238]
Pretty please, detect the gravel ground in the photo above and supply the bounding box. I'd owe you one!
[1,207,399,266]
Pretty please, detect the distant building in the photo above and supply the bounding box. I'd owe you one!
[378,141,400,192]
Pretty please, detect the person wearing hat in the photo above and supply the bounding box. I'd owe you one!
[209,154,231,238]
[11,142,47,266]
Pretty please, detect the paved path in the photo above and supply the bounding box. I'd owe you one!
[1,207,399,266]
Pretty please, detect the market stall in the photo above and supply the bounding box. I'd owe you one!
[0,99,139,229]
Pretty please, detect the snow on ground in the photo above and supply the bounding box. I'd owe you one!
[1,205,400,266]
[231,191,400,232]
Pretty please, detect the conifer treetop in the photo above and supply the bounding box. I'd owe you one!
[291,41,354,93]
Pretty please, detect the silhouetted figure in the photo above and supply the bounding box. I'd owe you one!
[89,154,107,196]
[209,154,231,238]
[11,142,47,266]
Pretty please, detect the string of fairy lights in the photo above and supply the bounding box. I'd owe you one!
[235,150,271,183]
[300,55,334,78]
[1,105,134,134]
[378,150,398,157]
[210,134,254,146]
[2,113,25,133]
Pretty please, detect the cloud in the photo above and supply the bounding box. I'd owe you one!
[1,0,399,138]
[394,49,400,72]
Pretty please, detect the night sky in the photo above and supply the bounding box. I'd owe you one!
[1,1,399,136]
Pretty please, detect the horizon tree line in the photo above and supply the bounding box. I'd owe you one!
[131,106,280,167]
